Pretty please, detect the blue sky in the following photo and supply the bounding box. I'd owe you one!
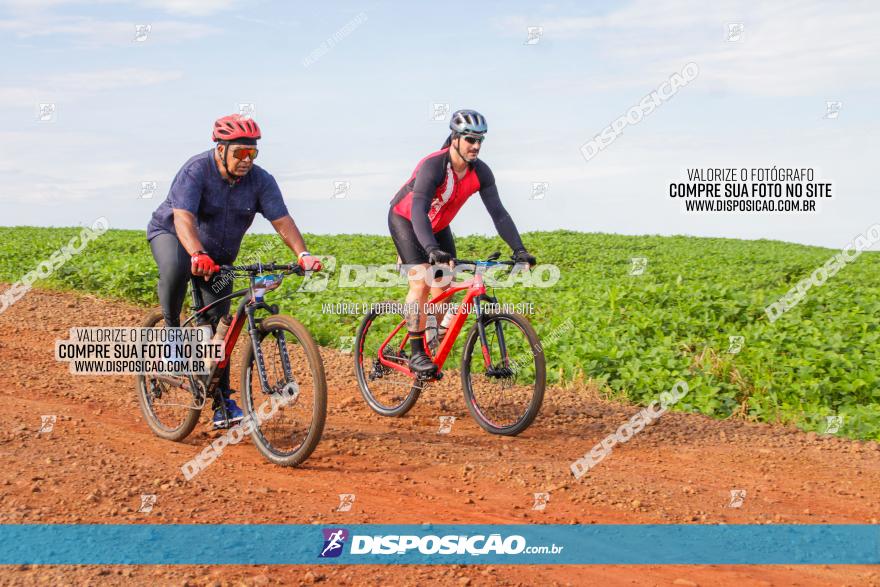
[2,0,878,248]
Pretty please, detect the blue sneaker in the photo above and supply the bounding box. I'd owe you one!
[212,397,244,429]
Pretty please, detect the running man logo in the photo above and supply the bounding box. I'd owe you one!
[38,415,57,435]
[727,23,744,42]
[319,528,349,558]
[336,493,356,512]
[728,489,746,508]
[629,257,648,276]
[332,181,350,199]
[530,182,549,200]
[134,24,151,42]
[727,335,745,354]
[532,492,550,511]
[238,103,256,119]
[824,101,842,119]
[824,415,843,435]
[430,103,450,122]
[338,335,356,355]
[139,181,158,199]
[297,255,336,293]
[524,26,543,45]
[138,494,157,513]
[438,415,456,435]
[38,103,57,122]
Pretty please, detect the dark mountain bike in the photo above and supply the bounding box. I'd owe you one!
[135,262,327,467]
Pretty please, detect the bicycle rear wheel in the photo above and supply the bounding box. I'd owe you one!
[354,302,423,417]
[134,308,203,442]
[240,314,327,467]
[461,312,546,436]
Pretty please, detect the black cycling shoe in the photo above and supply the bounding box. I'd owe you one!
[408,351,437,376]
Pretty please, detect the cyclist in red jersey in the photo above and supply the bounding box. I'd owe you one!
[388,109,536,376]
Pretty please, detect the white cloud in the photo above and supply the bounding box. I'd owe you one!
[1,0,121,10]
[0,67,183,108]
[275,166,399,202]
[138,0,239,17]
[0,161,151,203]
[0,16,220,46]
[49,68,184,91]
[495,1,880,96]
[0,130,164,203]
[2,0,238,17]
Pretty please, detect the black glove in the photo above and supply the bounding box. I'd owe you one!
[427,247,453,265]
[512,248,536,267]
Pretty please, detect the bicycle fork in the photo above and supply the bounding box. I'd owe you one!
[246,302,293,394]
[475,295,511,377]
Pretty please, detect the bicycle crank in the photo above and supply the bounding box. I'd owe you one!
[416,369,443,382]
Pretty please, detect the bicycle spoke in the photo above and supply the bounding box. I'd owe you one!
[466,315,539,430]
[248,326,315,455]
[144,330,197,426]
[355,307,422,416]
[135,310,202,441]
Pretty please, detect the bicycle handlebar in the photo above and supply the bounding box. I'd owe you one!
[452,258,516,268]
[218,262,305,276]
[451,249,527,268]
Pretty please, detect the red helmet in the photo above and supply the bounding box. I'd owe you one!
[212,114,261,142]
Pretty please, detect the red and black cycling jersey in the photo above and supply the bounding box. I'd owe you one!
[389,148,524,252]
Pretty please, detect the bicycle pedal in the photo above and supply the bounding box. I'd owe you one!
[212,420,232,430]
[416,369,442,382]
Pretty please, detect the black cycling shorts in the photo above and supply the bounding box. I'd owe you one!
[388,209,456,265]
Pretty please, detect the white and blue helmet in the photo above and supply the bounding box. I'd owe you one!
[449,109,487,136]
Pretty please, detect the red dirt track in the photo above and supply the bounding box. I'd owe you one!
[1,286,879,586]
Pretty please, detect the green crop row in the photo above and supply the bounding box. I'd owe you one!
[1,226,878,440]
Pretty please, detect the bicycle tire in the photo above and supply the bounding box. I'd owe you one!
[354,304,422,417]
[461,312,546,436]
[134,308,202,442]
[240,314,327,467]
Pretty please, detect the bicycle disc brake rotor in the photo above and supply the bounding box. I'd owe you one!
[148,376,206,410]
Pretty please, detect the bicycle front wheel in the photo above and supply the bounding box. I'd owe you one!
[240,314,327,467]
[461,312,546,436]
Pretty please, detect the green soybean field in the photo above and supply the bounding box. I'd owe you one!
[1,226,878,440]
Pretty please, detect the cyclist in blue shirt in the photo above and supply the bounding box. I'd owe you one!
[147,114,322,428]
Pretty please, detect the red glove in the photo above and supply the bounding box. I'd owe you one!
[191,252,219,277]
[298,252,322,272]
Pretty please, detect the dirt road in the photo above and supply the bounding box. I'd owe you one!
[1,286,878,586]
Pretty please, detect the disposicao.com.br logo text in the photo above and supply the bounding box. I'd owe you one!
[319,528,563,558]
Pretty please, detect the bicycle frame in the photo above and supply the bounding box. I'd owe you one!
[180,275,292,396]
[376,263,500,377]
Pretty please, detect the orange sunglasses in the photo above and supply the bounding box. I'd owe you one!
[231,147,258,161]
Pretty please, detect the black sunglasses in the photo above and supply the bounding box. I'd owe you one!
[462,135,485,145]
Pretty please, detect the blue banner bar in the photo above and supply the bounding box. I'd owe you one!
[1,525,877,565]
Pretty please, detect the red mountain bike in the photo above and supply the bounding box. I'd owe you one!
[135,262,327,467]
[354,252,546,436]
